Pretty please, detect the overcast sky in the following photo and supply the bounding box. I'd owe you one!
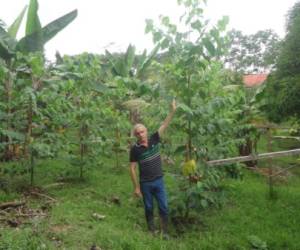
[0,0,298,60]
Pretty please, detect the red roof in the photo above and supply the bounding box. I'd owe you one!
[243,74,268,87]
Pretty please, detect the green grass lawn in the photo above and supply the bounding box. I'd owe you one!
[1,154,300,250]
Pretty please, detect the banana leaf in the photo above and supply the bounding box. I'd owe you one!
[16,9,77,53]
[125,44,135,73]
[105,50,123,76]
[26,0,41,35]
[136,43,160,78]
[8,6,27,38]
[41,9,77,44]
[0,26,16,60]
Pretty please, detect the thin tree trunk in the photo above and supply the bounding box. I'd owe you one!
[3,72,13,160]
[23,96,33,158]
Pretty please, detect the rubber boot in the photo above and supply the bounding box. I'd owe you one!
[160,216,169,240]
[146,214,155,234]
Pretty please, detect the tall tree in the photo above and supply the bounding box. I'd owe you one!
[264,1,300,121]
[225,29,281,73]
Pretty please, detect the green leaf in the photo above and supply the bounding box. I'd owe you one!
[0,26,16,59]
[0,111,8,120]
[247,235,268,249]
[203,37,215,56]
[153,31,162,43]
[125,44,135,72]
[200,199,208,208]
[41,9,77,44]
[0,42,13,60]
[161,16,170,26]
[161,38,170,49]
[217,16,229,31]
[174,145,186,155]
[178,103,193,115]
[17,9,77,53]
[8,6,28,38]
[191,20,202,32]
[26,0,41,36]
[16,31,43,53]
[0,129,25,141]
[92,83,109,94]
[136,44,160,78]
[145,19,154,34]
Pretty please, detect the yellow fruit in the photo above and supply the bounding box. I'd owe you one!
[58,127,65,134]
[182,159,196,176]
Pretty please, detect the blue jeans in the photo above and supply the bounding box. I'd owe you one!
[140,176,168,221]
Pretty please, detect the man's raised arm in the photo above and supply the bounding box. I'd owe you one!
[158,99,176,137]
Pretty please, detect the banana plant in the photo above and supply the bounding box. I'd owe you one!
[105,43,160,79]
[0,0,77,61]
[105,44,161,150]
[0,0,77,162]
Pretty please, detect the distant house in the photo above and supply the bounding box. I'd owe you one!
[243,74,268,88]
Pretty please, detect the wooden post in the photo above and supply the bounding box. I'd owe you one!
[267,128,274,198]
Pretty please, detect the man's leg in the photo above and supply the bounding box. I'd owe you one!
[140,181,155,232]
[153,177,168,235]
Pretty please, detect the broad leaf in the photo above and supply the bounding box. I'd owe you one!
[178,102,194,115]
[203,37,215,56]
[136,44,160,78]
[125,44,135,73]
[174,145,186,155]
[16,31,43,53]
[8,6,28,38]
[0,26,16,60]
[26,0,41,35]
[17,9,77,53]
[92,83,109,94]
[41,9,77,44]
[0,129,25,141]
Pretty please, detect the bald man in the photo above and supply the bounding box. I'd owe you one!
[129,100,176,237]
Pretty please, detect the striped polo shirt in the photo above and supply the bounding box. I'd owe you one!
[130,132,163,182]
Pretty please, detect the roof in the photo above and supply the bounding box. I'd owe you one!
[243,74,268,87]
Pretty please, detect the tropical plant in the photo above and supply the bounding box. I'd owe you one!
[0,0,77,61]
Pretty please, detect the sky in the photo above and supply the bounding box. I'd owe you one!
[0,0,298,61]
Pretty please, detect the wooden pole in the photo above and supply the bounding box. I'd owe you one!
[267,128,274,198]
[206,149,300,166]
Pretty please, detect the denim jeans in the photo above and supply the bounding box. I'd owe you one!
[140,176,168,221]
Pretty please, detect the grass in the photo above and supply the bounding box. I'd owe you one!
[1,142,300,249]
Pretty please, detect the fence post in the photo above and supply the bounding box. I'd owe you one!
[267,127,275,198]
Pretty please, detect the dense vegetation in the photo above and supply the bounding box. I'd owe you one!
[1,0,300,249]
[264,1,300,122]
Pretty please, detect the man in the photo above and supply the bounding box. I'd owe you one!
[129,100,176,237]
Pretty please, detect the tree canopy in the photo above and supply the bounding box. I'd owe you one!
[224,29,281,74]
[263,1,300,122]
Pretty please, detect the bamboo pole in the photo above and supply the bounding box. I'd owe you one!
[206,148,300,166]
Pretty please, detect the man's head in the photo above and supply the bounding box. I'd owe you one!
[133,123,148,142]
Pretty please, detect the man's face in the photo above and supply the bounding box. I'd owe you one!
[135,126,147,142]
